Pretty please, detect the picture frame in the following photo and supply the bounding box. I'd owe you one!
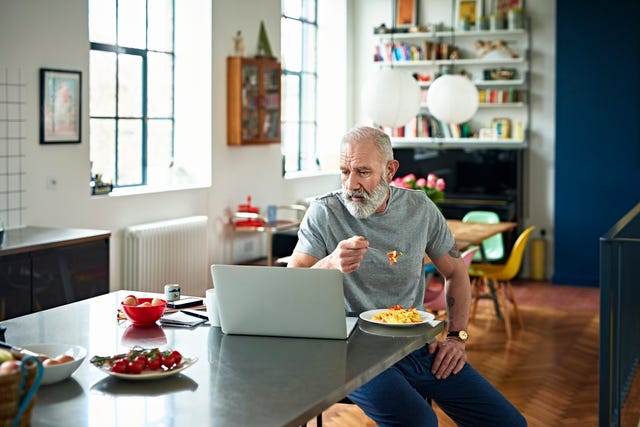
[394,0,418,29]
[40,68,82,144]
[455,0,483,30]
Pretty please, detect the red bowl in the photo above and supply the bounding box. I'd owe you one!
[121,298,167,326]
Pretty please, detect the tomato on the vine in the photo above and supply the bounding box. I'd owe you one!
[133,355,148,369]
[93,347,185,375]
[161,350,182,368]
[128,359,145,374]
[147,355,161,371]
[168,350,182,366]
[110,358,129,374]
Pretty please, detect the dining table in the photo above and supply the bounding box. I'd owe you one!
[0,290,444,427]
[445,219,518,254]
[444,219,518,319]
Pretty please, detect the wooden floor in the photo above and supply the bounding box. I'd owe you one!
[306,281,640,427]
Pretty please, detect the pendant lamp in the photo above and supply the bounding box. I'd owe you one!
[426,74,479,124]
[361,67,421,128]
[425,0,479,125]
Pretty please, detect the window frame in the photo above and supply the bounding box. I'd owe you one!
[89,1,176,189]
[281,0,319,174]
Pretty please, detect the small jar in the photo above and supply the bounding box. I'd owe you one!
[164,284,181,302]
[477,16,489,31]
[490,14,506,31]
[508,8,524,30]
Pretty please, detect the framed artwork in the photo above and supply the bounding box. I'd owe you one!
[394,0,418,29]
[40,68,82,144]
[455,0,482,29]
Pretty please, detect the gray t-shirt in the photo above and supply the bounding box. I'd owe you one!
[293,186,455,313]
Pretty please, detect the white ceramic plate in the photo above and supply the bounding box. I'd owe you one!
[23,344,87,385]
[359,309,435,327]
[96,357,197,381]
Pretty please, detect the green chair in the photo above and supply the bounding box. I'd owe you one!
[462,210,504,262]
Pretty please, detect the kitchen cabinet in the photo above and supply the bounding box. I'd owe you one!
[0,227,110,320]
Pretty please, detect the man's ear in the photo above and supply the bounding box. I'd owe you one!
[386,159,400,182]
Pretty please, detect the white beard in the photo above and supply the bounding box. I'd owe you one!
[341,178,390,219]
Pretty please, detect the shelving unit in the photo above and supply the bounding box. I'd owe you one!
[227,57,281,146]
[372,24,531,149]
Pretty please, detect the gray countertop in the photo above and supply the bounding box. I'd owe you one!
[0,226,110,256]
[1,291,444,427]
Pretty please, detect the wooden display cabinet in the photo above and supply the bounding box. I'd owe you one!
[227,57,281,145]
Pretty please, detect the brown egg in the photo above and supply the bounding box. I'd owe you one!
[151,297,164,306]
[43,359,61,367]
[137,302,152,307]
[54,354,75,364]
[122,295,138,306]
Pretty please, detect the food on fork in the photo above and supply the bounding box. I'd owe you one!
[372,305,422,324]
[386,250,403,266]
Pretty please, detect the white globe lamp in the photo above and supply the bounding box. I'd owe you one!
[361,68,421,128]
[426,74,479,124]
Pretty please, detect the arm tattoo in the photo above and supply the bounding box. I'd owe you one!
[446,294,455,308]
[448,245,460,259]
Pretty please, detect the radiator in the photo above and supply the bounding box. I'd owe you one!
[124,216,209,297]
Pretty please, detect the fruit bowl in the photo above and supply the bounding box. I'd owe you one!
[23,344,87,385]
[121,298,167,326]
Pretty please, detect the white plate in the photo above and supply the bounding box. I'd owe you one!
[96,357,197,381]
[359,309,435,327]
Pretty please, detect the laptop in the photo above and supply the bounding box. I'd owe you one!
[210,264,358,339]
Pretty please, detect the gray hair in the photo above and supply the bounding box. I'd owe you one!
[341,126,394,162]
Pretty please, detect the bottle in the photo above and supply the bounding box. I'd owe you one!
[530,229,547,280]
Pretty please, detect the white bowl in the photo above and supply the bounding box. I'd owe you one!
[23,344,87,385]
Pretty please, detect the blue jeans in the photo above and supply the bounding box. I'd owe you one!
[347,345,527,427]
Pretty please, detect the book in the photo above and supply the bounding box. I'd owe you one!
[160,310,208,328]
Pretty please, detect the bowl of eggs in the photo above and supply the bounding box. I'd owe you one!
[121,296,167,326]
[23,343,87,385]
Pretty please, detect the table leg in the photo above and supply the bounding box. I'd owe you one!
[266,230,273,266]
[486,278,502,319]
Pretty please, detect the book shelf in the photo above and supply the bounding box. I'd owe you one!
[371,23,531,149]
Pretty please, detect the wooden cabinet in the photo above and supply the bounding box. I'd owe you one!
[227,57,281,145]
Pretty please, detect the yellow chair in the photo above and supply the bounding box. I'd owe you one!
[468,226,535,340]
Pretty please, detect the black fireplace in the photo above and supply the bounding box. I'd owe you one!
[394,147,523,255]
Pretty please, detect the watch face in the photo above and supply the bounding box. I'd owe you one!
[459,330,469,340]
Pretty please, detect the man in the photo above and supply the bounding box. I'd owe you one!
[288,126,526,426]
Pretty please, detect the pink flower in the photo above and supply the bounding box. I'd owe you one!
[415,178,427,188]
[426,174,438,189]
[436,178,446,191]
[403,173,416,183]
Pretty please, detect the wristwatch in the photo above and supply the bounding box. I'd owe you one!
[447,330,469,342]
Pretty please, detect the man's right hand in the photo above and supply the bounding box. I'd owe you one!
[328,236,369,273]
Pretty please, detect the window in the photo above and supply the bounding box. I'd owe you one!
[89,0,175,188]
[281,0,347,176]
[281,0,318,174]
[89,0,211,192]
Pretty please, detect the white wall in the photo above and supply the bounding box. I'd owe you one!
[0,0,340,291]
[348,0,556,276]
[0,0,555,289]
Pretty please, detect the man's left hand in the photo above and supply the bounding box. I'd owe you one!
[428,339,467,380]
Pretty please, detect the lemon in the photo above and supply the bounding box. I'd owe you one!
[0,349,14,363]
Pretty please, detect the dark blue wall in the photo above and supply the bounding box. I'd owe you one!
[554,1,640,286]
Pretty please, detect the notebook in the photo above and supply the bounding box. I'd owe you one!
[210,264,358,339]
